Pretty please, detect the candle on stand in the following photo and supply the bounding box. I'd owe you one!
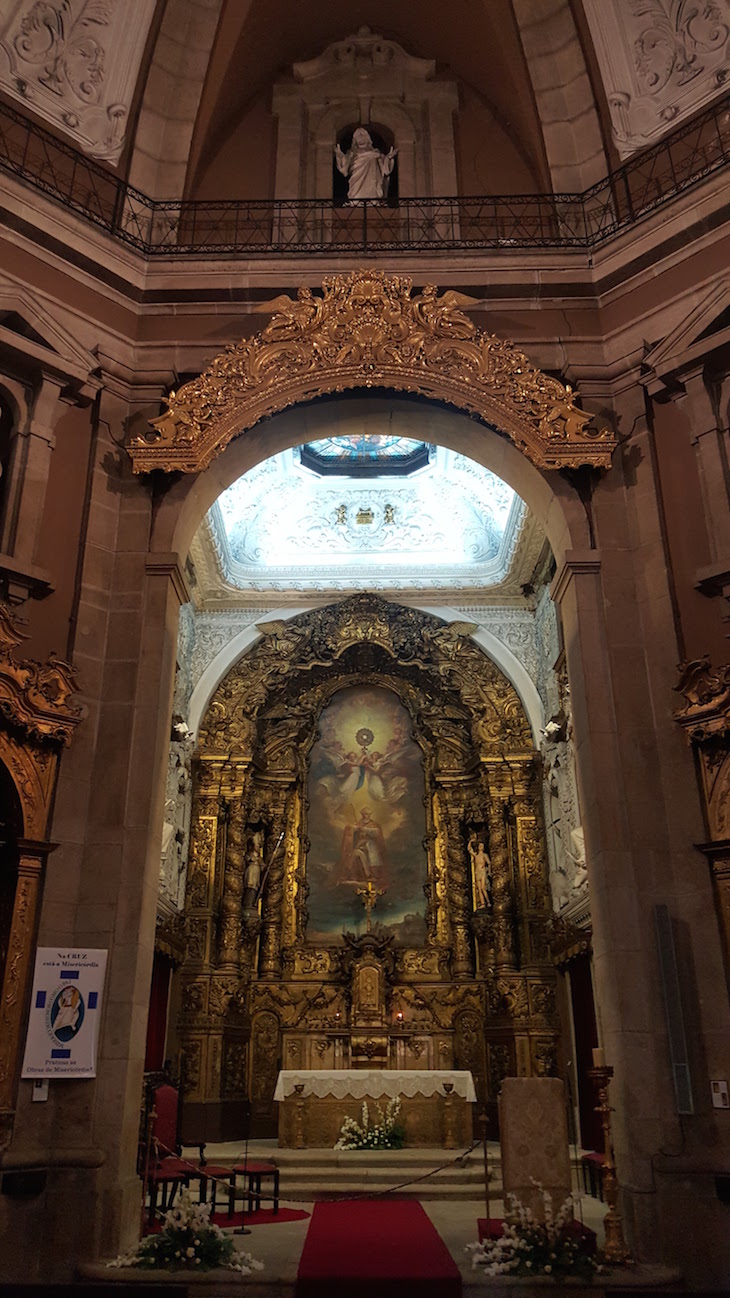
[592,1046,606,1068]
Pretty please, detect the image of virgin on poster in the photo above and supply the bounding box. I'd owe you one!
[21,949,108,1078]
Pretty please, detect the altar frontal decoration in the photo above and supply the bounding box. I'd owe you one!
[21,948,107,1078]
[130,270,616,474]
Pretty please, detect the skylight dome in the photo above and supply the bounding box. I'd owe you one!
[300,434,430,475]
[199,441,535,595]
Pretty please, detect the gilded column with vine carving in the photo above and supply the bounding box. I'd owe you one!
[486,788,517,970]
[257,787,291,979]
[512,766,552,968]
[441,798,473,978]
[217,758,249,969]
[185,759,224,965]
[179,758,224,1102]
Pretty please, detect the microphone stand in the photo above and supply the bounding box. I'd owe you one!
[234,1097,252,1236]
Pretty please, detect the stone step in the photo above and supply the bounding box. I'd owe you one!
[228,1149,499,1204]
[190,1141,503,1205]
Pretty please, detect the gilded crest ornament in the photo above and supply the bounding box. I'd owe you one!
[131,271,616,474]
[0,604,81,747]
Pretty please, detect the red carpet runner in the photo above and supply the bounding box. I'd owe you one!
[296,1199,462,1298]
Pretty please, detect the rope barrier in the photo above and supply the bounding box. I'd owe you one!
[141,1134,486,1221]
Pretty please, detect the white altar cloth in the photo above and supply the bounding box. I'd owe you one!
[273,1068,477,1103]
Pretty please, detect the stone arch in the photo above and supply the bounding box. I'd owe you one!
[151,395,584,569]
[511,0,609,191]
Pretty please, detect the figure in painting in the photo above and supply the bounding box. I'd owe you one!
[336,807,388,887]
[334,127,396,202]
[306,685,428,946]
[317,732,411,808]
[468,834,492,910]
[53,986,81,1035]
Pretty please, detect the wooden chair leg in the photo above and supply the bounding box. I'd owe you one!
[148,1179,158,1226]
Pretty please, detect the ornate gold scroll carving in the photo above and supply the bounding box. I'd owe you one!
[674,656,730,987]
[0,603,81,1150]
[131,271,616,475]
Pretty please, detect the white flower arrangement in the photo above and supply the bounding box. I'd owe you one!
[467,1186,601,1280]
[107,1187,264,1274]
[335,1096,406,1150]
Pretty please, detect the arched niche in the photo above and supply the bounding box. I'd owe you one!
[272,31,457,201]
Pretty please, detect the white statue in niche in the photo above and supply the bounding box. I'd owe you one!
[334,127,397,202]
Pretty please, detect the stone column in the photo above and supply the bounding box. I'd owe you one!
[551,469,730,1282]
[676,366,730,565]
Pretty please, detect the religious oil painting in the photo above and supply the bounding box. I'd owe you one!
[305,686,427,945]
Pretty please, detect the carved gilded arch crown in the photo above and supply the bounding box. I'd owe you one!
[197,594,534,766]
[131,271,616,475]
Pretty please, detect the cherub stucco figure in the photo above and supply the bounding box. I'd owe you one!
[334,127,396,201]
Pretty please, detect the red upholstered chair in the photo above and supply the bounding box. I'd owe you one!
[581,1151,606,1200]
[225,1159,280,1217]
[143,1083,191,1225]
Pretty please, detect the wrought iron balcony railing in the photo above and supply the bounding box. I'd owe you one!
[0,93,728,257]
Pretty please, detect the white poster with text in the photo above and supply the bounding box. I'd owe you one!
[21,949,108,1078]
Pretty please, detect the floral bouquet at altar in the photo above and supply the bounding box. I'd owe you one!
[467,1187,601,1280]
[107,1189,263,1274]
[335,1095,406,1149]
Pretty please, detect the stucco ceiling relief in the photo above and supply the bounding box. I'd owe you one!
[0,0,157,162]
[583,0,730,157]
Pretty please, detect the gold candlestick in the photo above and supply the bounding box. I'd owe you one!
[442,1081,456,1149]
[293,1083,306,1150]
[587,1064,634,1266]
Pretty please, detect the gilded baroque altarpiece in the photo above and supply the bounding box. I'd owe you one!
[177,595,559,1137]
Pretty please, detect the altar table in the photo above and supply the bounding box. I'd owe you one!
[274,1069,476,1148]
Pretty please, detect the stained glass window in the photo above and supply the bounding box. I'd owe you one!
[300,435,429,476]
